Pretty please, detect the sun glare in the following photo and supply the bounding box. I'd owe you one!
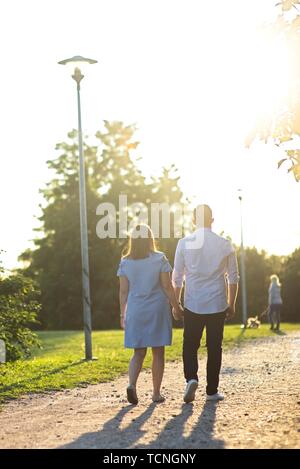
[245,33,290,125]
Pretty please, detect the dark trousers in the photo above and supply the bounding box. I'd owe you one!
[269,304,281,330]
[183,308,226,395]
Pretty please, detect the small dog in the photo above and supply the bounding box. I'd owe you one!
[246,308,269,329]
[246,316,261,329]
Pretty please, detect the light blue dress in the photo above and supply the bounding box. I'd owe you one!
[117,251,173,349]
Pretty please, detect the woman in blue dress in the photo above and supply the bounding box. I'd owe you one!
[117,224,183,404]
[268,274,283,331]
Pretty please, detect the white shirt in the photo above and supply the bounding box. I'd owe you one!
[172,228,239,314]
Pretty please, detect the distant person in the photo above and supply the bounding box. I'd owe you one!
[117,224,183,405]
[268,274,283,331]
[172,205,239,403]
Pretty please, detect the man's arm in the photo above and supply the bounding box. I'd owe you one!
[226,251,239,319]
[227,283,238,318]
[160,272,184,320]
[172,240,185,314]
[174,286,182,302]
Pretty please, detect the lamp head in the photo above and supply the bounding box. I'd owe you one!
[58,55,97,66]
[58,55,97,84]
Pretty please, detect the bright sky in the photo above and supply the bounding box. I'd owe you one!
[1,0,300,270]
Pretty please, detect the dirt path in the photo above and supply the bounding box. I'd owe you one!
[1,331,300,449]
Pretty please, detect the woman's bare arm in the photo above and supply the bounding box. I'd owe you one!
[119,276,129,329]
[160,272,184,320]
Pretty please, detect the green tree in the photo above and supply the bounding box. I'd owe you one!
[20,121,185,330]
[281,248,300,321]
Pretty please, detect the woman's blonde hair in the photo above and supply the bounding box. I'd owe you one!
[270,274,281,286]
[123,224,157,260]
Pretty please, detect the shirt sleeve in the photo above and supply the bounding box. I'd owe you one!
[160,254,172,273]
[172,240,185,287]
[226,250,239,284]
[117,259,126,277]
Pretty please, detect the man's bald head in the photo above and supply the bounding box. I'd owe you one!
[193,204,214,228]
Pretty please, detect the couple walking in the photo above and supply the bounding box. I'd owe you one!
[117,205,239,405]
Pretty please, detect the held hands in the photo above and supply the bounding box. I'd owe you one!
[172,304,184,321]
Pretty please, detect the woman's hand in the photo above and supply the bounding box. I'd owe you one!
[120,315,125,330]
[172,304,184,321]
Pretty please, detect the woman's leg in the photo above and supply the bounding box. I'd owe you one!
[151,346,165,399]
[129,348,147,387]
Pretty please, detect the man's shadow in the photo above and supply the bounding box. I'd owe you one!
[60,403,157,449]
[135,401,224,449]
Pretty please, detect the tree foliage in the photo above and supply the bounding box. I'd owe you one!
[246,0,300,181]
[281,248,300,321]
[234,247,284,319]
[234,246,299,322]
[20,121,185,330]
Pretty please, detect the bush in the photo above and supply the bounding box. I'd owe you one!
[0,273,41,361]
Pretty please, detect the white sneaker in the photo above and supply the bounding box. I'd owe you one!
[206,392,224,401]
[184,379,198,403]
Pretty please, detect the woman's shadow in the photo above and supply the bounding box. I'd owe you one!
[60,403,157,449]
[61,400,224,449]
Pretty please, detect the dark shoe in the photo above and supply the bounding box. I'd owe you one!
[126,385,138,405]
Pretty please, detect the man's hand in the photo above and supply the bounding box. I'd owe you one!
[226,305,235,321]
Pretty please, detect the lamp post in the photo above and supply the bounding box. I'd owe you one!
[58,56,97,360]
[238,189,248,327]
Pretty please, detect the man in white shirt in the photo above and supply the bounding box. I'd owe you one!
[172,204,239,403]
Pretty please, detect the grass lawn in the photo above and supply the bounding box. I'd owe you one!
[0,323,299,404]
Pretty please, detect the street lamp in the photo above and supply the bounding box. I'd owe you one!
[238,189,248,327]
[58,55,97,360]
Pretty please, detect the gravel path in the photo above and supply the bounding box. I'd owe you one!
[1,331,300,449]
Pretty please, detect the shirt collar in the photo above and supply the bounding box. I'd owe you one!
[195,227,212,232]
